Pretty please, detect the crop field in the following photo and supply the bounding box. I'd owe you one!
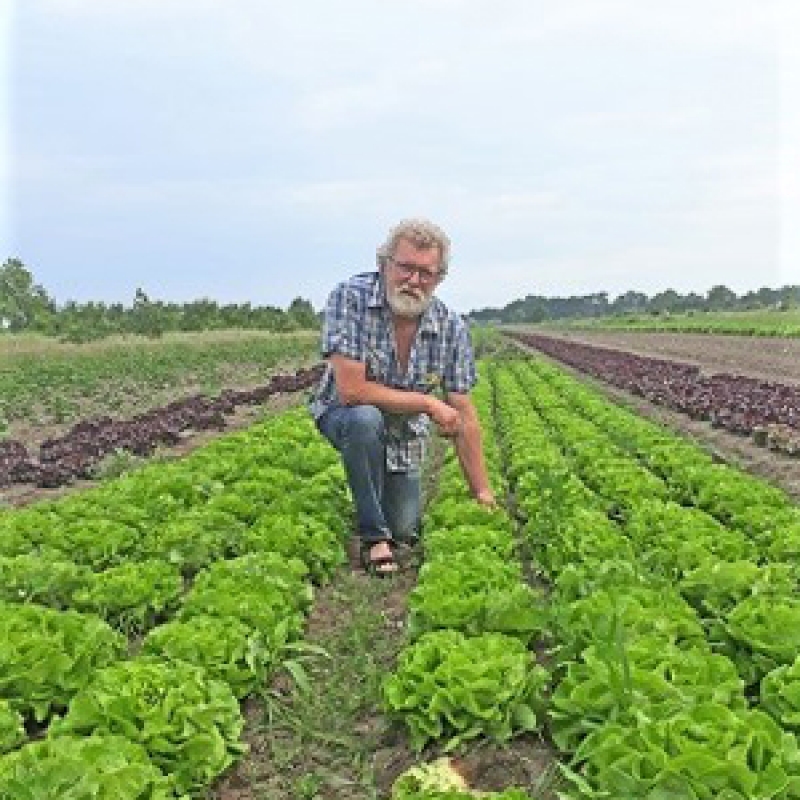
[510,327,800,501]
[1,331,800,798]
[563,308,800,337]
[0,330,317,444]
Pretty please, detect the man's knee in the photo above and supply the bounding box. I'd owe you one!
[345,404,384,438]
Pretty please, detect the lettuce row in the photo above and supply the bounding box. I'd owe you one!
[0,554,90,608]
[493,356,800,797]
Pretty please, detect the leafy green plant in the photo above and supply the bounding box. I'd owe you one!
[0,734,178,800]
[423,525,516,561]
[179,551,312,637]
[725,595,800,687]
[551,586,705,666]
[72,560,183,634]
[550,639,745,753]
[142,614,271,699]
[408,549,548,642]
[761,655,800,733]
[0,603,126,722]
[425,499,513,533]
[0,554,90,608]
[564,703,800,799]
[679,560,794,618]
[49,657,245,796]
[383,630,549,752]
[238,513,345,583]
[142,509,245,575]
[0,701,24,755]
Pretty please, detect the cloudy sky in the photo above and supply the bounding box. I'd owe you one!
[3,1,799,313]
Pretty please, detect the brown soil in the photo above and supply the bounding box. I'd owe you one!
[522,329,800,502]
[541,330,800,386]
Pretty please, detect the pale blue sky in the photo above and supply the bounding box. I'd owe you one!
[3,1,799,312]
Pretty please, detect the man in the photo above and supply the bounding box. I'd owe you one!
[309,218,495,575]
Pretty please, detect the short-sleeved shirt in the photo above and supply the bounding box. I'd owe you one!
[309,271,477,472]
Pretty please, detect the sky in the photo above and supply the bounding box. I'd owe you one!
[2,0,799,314]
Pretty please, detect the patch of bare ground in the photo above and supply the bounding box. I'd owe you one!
[516,329,800,502]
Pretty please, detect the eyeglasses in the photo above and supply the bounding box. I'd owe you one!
[387,257,441,285]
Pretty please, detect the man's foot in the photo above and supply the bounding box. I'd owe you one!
[360,540,398,576]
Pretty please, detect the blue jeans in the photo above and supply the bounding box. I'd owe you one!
[317,404,421,545]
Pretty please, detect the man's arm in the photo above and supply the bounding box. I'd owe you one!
[446,391,495,506]
[329,354,461,436]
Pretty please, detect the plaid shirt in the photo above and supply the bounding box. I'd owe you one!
[309,271,477,472]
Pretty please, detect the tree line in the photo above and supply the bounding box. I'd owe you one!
[468,284,800,324]
[0,258,319,341]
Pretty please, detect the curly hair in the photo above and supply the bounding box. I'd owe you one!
[376,218,451,276]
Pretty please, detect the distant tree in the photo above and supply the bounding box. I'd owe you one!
[776,286,800,309]
[612,290,649,314]
[287,297,318,329]
[0,258,55,331]
[706,284,738,310]
[130,288,166,337]
[684,292,706,312]
[649,289,682,314]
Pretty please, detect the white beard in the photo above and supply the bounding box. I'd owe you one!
[386,286,433,318]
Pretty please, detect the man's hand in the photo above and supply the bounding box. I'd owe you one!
[474,487,497,508]
[427,396,463,437]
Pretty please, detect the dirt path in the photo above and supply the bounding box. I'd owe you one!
[513,329,800,503]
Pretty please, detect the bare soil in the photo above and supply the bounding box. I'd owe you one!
[526,329,800,502]
[541,330,800,386]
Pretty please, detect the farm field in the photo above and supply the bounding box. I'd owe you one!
[511,328,800,502]
[531,328,800,386]
[2,340,800,798]
[563,308,800,337]
[0,329,318,447]
[0,330,319,507]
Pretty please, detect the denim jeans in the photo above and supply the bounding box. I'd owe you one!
[317,404,421,545]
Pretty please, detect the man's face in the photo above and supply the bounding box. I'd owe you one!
[384,238,443,318]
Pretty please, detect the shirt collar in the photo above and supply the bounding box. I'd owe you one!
[370,271,442,336]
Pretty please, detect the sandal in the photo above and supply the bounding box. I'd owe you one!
[360,540,398,577]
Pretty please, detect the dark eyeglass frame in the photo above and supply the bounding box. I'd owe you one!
[387,256,442,285]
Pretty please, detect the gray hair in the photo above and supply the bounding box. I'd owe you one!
[376,218,451,276]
